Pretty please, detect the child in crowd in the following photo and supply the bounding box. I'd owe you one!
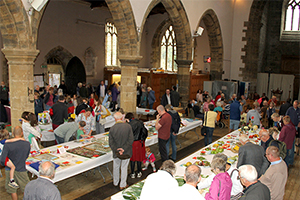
[142,146,156,172]
[72,94,78,108]
[0,128,25,188]
[76,121,87,139]
[102,90,112,108]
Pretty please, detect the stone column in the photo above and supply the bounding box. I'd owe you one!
[2,49,40,128]
[119,56,142,113]
[176,60,192,108]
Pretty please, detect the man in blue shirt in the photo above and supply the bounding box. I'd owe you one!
[229,94,242,132]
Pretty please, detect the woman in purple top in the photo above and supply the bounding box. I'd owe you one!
[205,157,232,200]
[110,83,120,111]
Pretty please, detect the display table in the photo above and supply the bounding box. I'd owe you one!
[26,118,202,183]
[110,129,261,200]
[39,123,55,142]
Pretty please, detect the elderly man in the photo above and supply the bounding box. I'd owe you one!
[259,129,279,152]
[279,115,296,167]
[260,146,288,200]
[140,160,178,200]
[237,134,269,178]
[109,112,134,190]
[23,161,61,200]
[147,87,156,109]
[171,164,205,199]
[161,88,172,107]
[268,96,277,105]
[155,105,172,162]
[238,165,270,200]
[285,100,300,129]
[0,126,30,200]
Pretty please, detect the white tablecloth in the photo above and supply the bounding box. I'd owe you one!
[26,118,202,183]
[136,107,156,115]
[111,129,261,200]
[39,124,55,142]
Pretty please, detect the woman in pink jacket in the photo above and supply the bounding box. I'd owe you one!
[205,157,232,200]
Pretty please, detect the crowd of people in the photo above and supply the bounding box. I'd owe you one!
[0,79,299,200]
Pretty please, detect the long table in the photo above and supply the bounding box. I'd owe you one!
[26,118,202,183]
[110,129,261,200]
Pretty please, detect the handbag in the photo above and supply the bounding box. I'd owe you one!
[201,112,208,136]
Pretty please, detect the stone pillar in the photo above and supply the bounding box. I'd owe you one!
[2,49,40,129]
[176,60,192,108]
[119,56,142,113]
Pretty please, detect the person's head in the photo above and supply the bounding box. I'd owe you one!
[239,134,249,145]
[259,129,270,142]
[166,89,170,95]
[107,90,112,96]
[184,164,202,186]
[269,127,279,140]
[61,80,65,85]
[213,153,230,170]
[286,98,291,104]
[272,96,276,100]
[48,87,54,94]
[283,115,291,125]
[100,80,104,85]
[78,82,82,88]
[165,104,173,111]
[113,112,123,121]
[253,101,259,108]
[13,126,23,138]
[147,87,152,92]
[35,85,40,91]
[156,105,166,115]
[262,93,266,97]
[232,94,237,100]
[0,128,9,140]
[208,104,214,111]
[271,113,280,122]
[58,95,65,102]
[34,92,40,99]
[90,93,94,98]
[21,111,37,126]
[172,85,177,91]
[79,121,86,130]
[238,165,258,187]
[1,81,5,86]
[39,161,56,179]
[160,160,176,176]
[73,94,77,99]
[141,87,146,92]
[82,98,88,104]
[145,146,151,153]
[293,100,298,109]
[265,146,280,162]
[124,112,134,121]
[241,95,245,100]
[216,102,222,107]
[197,89,202,94]
[269,102,274,107]
[211,157,226,174]
[84,107,92,117]
[261,100,267,107]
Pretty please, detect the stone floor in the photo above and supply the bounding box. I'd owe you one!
[0,126,299,200]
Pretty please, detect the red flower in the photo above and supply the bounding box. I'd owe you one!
[251,116,254,119]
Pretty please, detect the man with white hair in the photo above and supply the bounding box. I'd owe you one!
[140,160,178,200]
[237,134,269,178]
[260,146,288,200]
[238,165,270,199]
[109,112,134,190]
[23,161,61,200]
[155,105,172,162]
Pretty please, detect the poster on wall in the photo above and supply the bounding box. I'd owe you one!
[34,75,44,87]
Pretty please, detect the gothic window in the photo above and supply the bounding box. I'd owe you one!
[105,22,118,66]
[284,0,300,31]
[160,25,177,71]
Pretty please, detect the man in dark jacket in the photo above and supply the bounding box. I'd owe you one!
[0,101,8,123]
[50,95,68,130]
[279,98,292,116]
[109,112,134,190]
[58,80,68,95]
[238,165,270,200]
[165,104,181,161]
[161,88,172,107]
[0,81,9,105]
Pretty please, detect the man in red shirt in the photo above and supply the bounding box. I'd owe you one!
[155,105,172,162]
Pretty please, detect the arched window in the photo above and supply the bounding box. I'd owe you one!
[105,22,118,67]
[284,0,300,31]
[160,25,177,71]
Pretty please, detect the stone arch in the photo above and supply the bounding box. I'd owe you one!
[65,56,86,95]
[44,46,73,73]
[141,0,192,61]
[240,0,268,92]
[151,18,172,69]
[105,0,139,57]
[198,9,223,80]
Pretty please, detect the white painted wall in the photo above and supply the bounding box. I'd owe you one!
[230,0,253,81]
[35,1,111,85]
